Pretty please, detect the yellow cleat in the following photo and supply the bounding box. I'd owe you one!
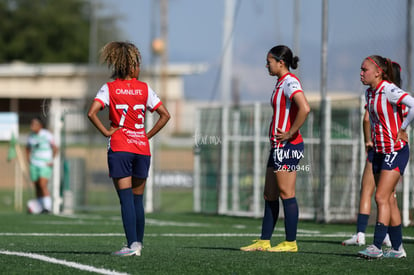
[240,239,271,251]
[267,241,298,252]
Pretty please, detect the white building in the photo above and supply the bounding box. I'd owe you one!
[0,62,207,135]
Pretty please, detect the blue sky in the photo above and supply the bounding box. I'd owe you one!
[103,0,410,102]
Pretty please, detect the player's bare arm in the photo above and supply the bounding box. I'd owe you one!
[87,100,119,137]
[146,104,171,139]
[362,110,374,151]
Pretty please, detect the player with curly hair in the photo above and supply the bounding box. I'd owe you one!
[87,41,170,256]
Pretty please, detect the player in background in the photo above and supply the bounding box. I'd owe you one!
[240,45,310,252]
[87,41,170,256]
[357,55,414,259]
[26,117,58,214]
[342,62,403,247]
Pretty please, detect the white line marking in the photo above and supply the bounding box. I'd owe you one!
[0,233,124,237]
[146,219,210,227]
[0,232,413,240]
[0,250,129,275]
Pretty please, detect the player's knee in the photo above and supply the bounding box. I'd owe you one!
[374,192,388,205]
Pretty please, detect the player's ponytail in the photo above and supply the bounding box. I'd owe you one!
[291,56,299,70]
[391,61,402,88]
[384,57,394,84]
[268,45,299,70]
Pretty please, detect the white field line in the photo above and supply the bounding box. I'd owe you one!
[38,216,323,234]
[0,232,124,237]
[1,232,414,240]
[32,219,210,227]
[0,250,129,275]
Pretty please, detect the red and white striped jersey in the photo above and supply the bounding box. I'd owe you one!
[269,72,304,148]
[366,80,408,153]
[94,78,162,155]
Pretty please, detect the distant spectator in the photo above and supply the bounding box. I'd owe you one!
[26,117,58,214]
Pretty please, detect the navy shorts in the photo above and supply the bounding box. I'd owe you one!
[267,142,304,172]
[366,147,374,163]
[372,145,409,175]
[107,149,151,179]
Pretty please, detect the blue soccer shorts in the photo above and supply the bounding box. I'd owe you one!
[372,145,409,175]
[366,147,374,163]
[107,149,151,179]
[267,142,304,172]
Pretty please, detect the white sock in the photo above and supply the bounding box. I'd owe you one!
[40,196,52,211]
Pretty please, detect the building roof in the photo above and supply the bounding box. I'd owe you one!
[0,62,208,78]
[0,62,208,99]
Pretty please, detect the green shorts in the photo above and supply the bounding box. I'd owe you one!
[29,164,52,182]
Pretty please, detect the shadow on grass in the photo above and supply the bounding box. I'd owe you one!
[402,239,414,244]
[184,246,240,251]
[299,239,344,245]
[183,246,358,258]
[298,251,359,258]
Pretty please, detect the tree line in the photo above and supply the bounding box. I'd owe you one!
[0,0,120,63]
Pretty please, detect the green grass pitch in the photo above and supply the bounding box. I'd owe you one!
[0,211,413,274]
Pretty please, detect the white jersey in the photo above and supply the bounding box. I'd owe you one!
[366,80,408,153]
[269,72,304,147]
[27,128,55,167]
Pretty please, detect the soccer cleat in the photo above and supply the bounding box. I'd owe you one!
[41,209,51,214]
[382,233,392,247]
[267,241,298,252]
[112,242,142,256]
[383,245,407,259]
[342,232,365,246]
[240,239,271,251]
[358,244,383,259]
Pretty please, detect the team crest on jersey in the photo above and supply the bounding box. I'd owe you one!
[287,80,299,90]
[391,87,404,95]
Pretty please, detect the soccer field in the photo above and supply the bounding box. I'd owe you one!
[0,211,413,274]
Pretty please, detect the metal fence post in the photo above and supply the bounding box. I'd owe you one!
[231,110,241,212]
[403,126,411,226]
[318,97,331,222]
[253,102,261,217]
[146,113,154,213]
[219,106,229,214]
[193,109,201,212]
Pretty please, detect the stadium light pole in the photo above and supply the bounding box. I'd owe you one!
[88,0,98,65]
[160,0,169,105]
[318,0,330,223]
[293,0,301,76]
[407,0,413,92]
[402,0,413,227]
